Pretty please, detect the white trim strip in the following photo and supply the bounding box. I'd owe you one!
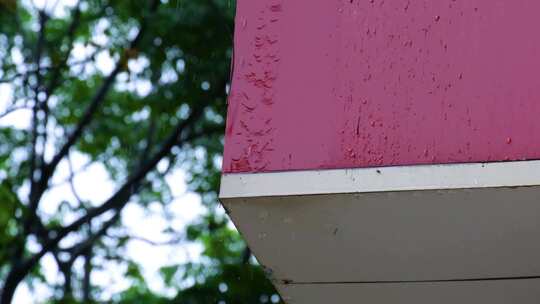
[220,160,540,198]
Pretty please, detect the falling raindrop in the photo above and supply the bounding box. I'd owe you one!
[219,282,229,293]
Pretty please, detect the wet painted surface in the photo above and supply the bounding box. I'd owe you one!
[223,0,540,173]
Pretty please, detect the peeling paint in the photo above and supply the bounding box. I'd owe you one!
[225,0,283,173]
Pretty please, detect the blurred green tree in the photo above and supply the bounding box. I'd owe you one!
[0,0,281,303]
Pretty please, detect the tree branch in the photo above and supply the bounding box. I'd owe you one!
[26,103,204,273]
[19,0,162,252]
[19,8,50,267]
[68,212,121,259]
[29,9,48,186]
[58,104,205,239]
[40,0,161,196]
[67,152,87,208]
[2,95,204,304]
[43,3,81,99]
[0,105,31,120]
[49,158,94,189]
[82,247,92,302]
[0,2,162,302]
[0,55,100,85]
[37,4,83,181]
[0,73,25,84]
[121,234,184,247]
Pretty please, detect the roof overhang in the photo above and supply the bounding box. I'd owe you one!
[221,160,540,303]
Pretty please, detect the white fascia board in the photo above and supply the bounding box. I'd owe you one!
[220,160,540,198]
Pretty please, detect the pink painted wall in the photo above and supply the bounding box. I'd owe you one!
[223,0,540,173]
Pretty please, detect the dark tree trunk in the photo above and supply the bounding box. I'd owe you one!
[60,262,73,301]
[83,248,93,302]
[1,265,26,304]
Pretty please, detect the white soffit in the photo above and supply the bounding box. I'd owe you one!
[276,278,540,304]
[220,160,540,303]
